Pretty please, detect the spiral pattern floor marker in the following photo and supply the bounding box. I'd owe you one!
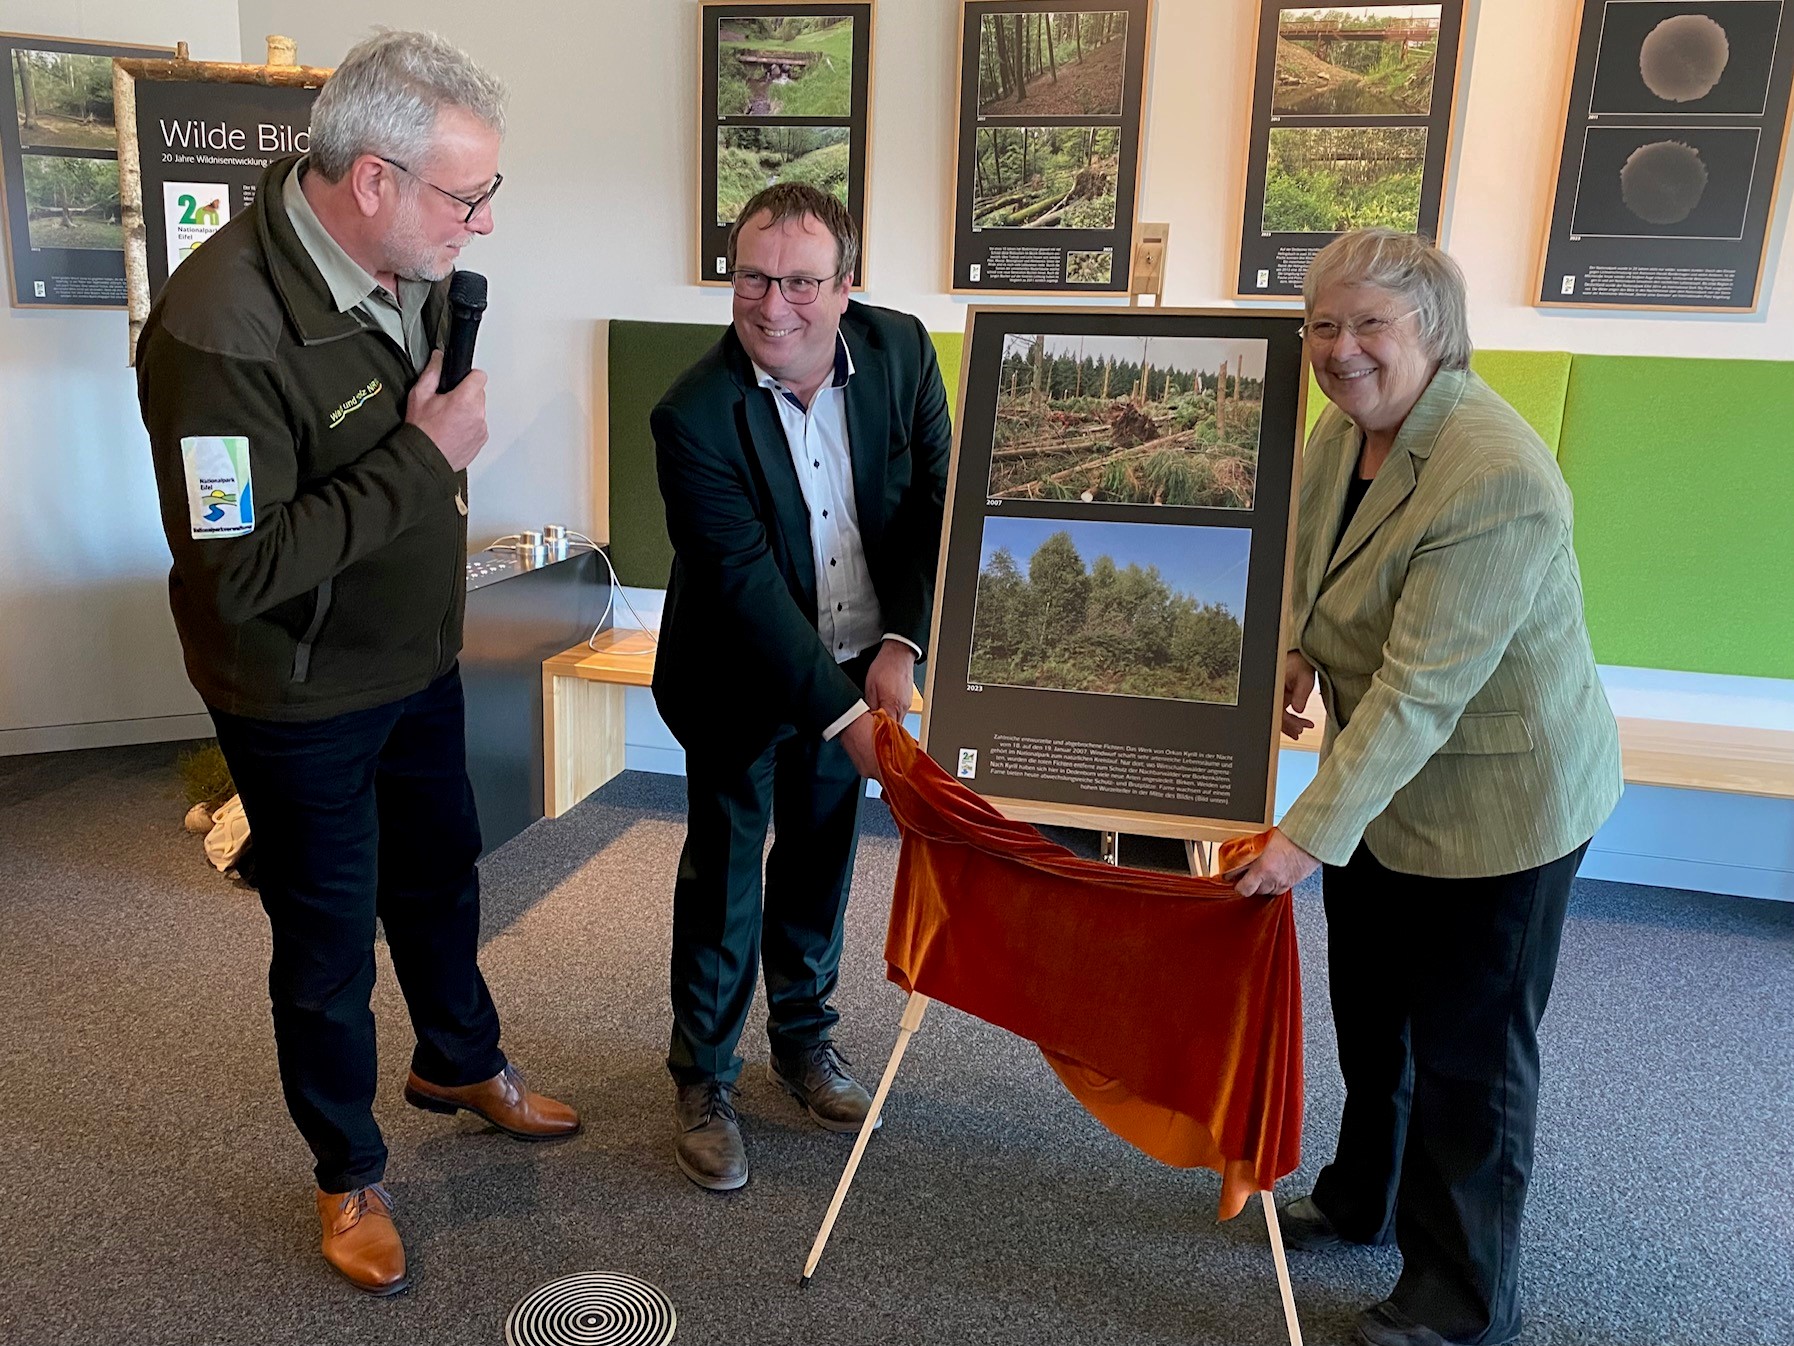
[504,1271,676,1346]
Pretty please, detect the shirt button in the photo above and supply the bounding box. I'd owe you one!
[813,460,820,468]
[830,558,837,567]
[822,510,829,518]
[837,603,844,611]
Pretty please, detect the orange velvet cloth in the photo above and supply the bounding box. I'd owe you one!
[873,714,1304,1219]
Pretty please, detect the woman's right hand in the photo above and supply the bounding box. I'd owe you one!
[1282,650,1317,740]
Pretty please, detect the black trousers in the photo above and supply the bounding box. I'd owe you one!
[210,666,505,1193]
[666,657,874,1085]
[1310,839,1587,1345]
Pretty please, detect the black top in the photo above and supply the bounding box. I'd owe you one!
[1335,464,1376,556]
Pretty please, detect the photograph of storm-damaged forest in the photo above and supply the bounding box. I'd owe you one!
[1273,5,1441,116]
[970,516,1250,704]
[987,333,1265,508]
[972,125,1119,229]
[977,10,1129,117]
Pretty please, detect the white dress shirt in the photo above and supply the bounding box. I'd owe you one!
[753,335,919,740]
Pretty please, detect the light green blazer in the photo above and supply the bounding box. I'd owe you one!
[1278,367,1622,878]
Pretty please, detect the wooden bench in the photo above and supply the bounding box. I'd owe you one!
[543,629,923,818]
[1285,696,1794,800]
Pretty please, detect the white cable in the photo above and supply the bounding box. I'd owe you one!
[474,530,659,653]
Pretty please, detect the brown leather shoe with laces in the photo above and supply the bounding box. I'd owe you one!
[771,1041,882,1134]
[674,1078,748,1191]
[403,1063,580,1139]
[315,1183,406,1296]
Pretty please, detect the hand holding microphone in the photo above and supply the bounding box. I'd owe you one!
[407,270,489,472]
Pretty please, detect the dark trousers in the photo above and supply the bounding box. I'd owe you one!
[667,663,873,1085]
[209,667,505,1193]
[1311,840,1587,1344]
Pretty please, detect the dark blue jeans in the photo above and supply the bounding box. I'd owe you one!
[210,667,505,1192]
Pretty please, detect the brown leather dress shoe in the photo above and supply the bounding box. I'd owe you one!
[316,1184,406,1296]
[403,1063,580,1139]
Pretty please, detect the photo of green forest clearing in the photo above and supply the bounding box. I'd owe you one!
[13,49,117,151]
[22,154,122,251]
[717,126,849,225]
[970,517,1249,705]
[977,11,1128,117]
[1262,125,1426,234]
[1273,6,1440,116]
[716,16,854,118]
[972,125,1118,229]
[988,333,1265,509]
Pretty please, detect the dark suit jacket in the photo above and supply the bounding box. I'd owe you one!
[650,300,953,766]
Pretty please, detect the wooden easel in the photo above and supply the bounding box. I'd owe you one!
[799,827,1306,1346]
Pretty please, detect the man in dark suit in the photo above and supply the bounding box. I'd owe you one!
[651,183,951,1190]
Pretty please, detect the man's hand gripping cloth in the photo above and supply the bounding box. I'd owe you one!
[872,713,1303,1219]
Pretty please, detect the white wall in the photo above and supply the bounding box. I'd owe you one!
[6,0,1792,751]
[0,0,239,753]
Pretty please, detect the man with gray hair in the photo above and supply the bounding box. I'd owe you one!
[136,30,576,1298]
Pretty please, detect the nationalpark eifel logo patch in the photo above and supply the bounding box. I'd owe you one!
[181,436,255,539]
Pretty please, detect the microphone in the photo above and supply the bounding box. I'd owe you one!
[438,270,487,392]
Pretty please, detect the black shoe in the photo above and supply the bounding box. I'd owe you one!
[1278,1194,1346,1250]
[771,1041,882,1134]
[1355,1299,1520,1346]
[673,1079,747,1191]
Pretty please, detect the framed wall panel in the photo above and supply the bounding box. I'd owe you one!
[1234,2,1467,301]
[0,32,172,309]
[697,3,873,287]
[948,2,1153,295]
[922,306,1306,843]
[1535,0,1794,311]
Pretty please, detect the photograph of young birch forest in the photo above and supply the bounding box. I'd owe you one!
[970,517,1249,704]
[987,334,1266,508]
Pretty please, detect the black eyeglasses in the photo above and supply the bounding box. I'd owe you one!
[728,269,840,305]
[380,156,503,224]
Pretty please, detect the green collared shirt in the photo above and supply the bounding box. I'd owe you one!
[283,159,431,370]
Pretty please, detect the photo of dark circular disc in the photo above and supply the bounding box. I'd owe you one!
[505,1272,677,1346]
[1639,13,1730,103]
[1619,140,1710,225]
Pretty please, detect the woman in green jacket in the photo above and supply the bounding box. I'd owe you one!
[1230,229,1623,1346]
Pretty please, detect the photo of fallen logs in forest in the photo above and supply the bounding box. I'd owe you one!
[986,333,1266,509]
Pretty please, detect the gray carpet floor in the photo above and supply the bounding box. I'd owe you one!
[2,741,1791,1346]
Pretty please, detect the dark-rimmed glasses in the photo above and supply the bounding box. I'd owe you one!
[380,156,503,224]
[729,269,840,305]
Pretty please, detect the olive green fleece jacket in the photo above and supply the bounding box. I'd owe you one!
[138,155,467,721]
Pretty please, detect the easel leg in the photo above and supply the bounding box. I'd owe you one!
[1260,1191,1305,1346]
[1101,831,1121,866]
[1184,839,1214,877]
[800,992,931,1286]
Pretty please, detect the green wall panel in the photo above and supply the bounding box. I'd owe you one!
[1303,349,1573,455]
[1558,356,1794,679]
[607,319,724,587]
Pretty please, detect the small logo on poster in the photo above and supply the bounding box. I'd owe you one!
[163,182,231,277]
[716,257,727,274]
[957,748,977,779]
[1257,269,1270,288]
[969,264,981,282]
[33,281,45,298]
[1561,276,1576,296]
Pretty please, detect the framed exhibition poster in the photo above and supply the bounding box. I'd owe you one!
[1234,2,1467,301]
[0,33,172,309]
[697,3,873,287]
[115,50,328,358]
[922,307,1306,843]
[1535,1,1794,311]
[949,2,1153,294]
